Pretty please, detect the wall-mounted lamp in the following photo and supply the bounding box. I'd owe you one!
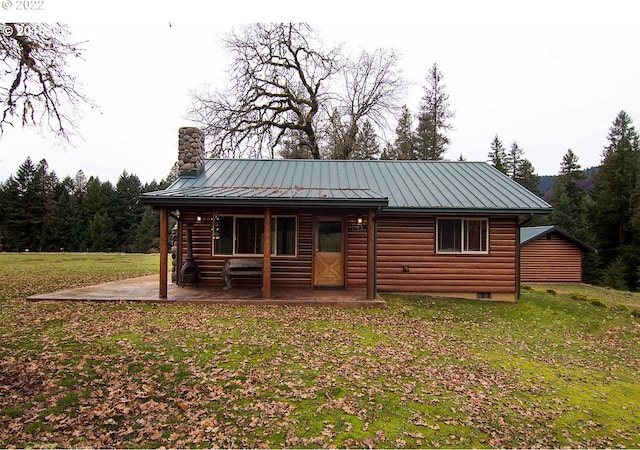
[213,216,221,239]
[351,215,367,232]
[196,214,202,223]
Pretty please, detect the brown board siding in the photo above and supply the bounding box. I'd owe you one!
[177,210,520,298]
[178,211,313,288]
[376,215,518,296]
[520,234,583,283]
[346,214,368,287]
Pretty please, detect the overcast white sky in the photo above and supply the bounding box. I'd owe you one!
[1,0,640,184]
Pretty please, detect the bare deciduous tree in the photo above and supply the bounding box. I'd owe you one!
[189,23,341,159]
[334,48,405,159]
[0,23,94,144]
[189,23,406,159]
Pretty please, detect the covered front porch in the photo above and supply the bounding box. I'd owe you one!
[157,206,382,302]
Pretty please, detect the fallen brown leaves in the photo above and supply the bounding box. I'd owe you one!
[0,298,638,448]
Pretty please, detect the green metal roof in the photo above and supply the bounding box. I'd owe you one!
[520,225,596,251]
[142,159,552,213]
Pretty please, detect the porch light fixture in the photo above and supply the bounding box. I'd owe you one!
[196,214,202,223]
[352,215,367,232]
[213,216,221,239]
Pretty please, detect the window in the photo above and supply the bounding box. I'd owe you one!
[213,215,296,256]
[437,218,488,254]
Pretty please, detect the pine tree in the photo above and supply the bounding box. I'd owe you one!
[115,171,144,251]
[135,207,160,252]
[392,106,417,160]
[551,149,587,239]
[590,110,640,290]
[379,142,395,160]
[415,62,455,160]
[488,134,508,174]
[86,211,116,252]
[41,176,76,251]
[352,120,380,160]
[324,109,348,159]
[0,158,57,251]
[279,130,314,159]
[505,141,524,180]
[515,159,540,195]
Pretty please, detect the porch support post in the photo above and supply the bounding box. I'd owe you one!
[159,206,169,299]
[366,208,376,300]
[263,207,272,299]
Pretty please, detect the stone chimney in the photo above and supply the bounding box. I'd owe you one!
[177,127,205,177]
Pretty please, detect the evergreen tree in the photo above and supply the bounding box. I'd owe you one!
[590,111,640,290]
[41,176,76,251]
[82,177,116,221]
[551,149,588,239]
[415,62,455,160]
[392,106,417,160]
[279,130,315,159]
[379,142,395,160]
[114,171,144,252]
[515,159,540,195]
[352,120,380,160]
[505,141,524,180]
[86,211,116,252]
[501,140,540,194]
[0,158,56,251]
[135,207,160,252]
[324,109,349,159]
[488,134,508,174]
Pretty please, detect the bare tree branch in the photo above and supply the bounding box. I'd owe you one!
[336,48,407,159]
[0,23,95,145]
[188,23,407,160]
[188,23,342,159]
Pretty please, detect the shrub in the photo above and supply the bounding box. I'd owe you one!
[612,304,630,312]
[603,257,627,290]
[570,293,588,301]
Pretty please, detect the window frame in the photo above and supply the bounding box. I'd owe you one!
[436,217,489,255]
[212,214,297,257]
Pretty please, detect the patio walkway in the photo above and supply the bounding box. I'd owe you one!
[27,275,387,308]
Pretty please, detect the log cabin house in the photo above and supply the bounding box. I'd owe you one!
[520,225,596,283]
[142,127,552,303]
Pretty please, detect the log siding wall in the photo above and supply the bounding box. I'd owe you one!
[520,233,583,283]
[178,210,313,288]
[375,215,518,300]
[177,209,520,300]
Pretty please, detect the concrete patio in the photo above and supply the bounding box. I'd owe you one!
[27,274,387,308]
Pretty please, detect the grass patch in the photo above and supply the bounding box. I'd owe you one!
[0,254,639,448]
[0,252,158,300]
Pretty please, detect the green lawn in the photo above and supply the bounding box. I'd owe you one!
[0,253,638,448]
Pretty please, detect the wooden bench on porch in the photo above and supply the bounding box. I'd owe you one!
[222,258,263,290]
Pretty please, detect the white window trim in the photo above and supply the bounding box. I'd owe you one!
[436,217,489,255]
[213,214,297,257]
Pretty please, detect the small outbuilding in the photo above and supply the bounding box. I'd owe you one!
[520,225,596,283]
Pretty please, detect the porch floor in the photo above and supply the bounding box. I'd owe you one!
[27,274,387,308]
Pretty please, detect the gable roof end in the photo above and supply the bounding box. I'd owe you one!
[520,225,596,252]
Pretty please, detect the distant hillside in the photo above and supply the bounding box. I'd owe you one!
[539,166,599,201]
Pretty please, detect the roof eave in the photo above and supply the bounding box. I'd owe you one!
[382,207,553,215]
[141,196,389,209]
